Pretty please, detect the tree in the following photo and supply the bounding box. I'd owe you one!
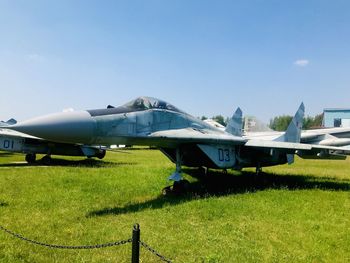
[212,115,226,126]
[269,113,324,131]
[303,116,314,129]
[269,115,292,131]
[303,114,324,129]
[312,113,324,128]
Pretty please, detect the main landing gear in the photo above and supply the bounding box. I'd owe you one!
[162,179,190,195]
[162,148,190,195]
[25,153,52,165]
[96,149,106,159]
[25,153,36,164]
[41,155,52,165]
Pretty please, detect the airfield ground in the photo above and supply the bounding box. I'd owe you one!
[0,149,349,262]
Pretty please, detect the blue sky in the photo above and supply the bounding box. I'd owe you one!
[1,0,350,123]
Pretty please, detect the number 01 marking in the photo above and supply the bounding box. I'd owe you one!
[3,140,14,149]
[218,148,230,162]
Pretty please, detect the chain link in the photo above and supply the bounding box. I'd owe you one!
[0,225,132,249]
[1,225,172,261]
[139,240,172,263]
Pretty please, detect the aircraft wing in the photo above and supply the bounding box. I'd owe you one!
[244,139,312,150]
[301,127,350,140]
[310,144,350,153]
[146,128,247,147]
[246,139,350,156]
[295,143,350,160]
[147,129,350,156]
[149,127,311,151]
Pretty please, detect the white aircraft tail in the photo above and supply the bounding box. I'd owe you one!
[225,107,243,136]
[284,103,304,143]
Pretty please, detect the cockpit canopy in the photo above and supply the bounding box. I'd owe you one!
[122,97,185,114]
[88,96,187,117]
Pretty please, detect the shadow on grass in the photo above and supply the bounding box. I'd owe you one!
[0,201,9,207]
[0,158,136,168]
[0,152,15,157]
[88,169,350,217]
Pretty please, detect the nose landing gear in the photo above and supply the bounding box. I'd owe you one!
[162,179,190,195]
[162,148,190,195]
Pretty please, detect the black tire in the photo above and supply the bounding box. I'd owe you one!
[25,153,36,164]
[172,179,190,194]
[181,179,190,189]
[162,186,172,196]
[97,150,106,159]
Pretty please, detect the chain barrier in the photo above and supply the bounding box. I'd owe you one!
[1,224,172,262]
[139,240,172,263]
[0,225,132,249]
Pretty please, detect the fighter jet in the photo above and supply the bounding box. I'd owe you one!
[0,119,106,164]
[223,108,350,158]
[7,97,350,191]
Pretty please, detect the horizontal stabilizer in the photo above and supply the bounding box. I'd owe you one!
[296,151,347,160]
[245,139,311,151]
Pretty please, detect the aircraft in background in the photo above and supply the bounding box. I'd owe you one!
[0,119,106,164]
[7,97,350,192]
[223,108,350,159]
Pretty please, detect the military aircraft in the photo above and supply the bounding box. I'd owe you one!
[223,108,350,158]
[7,97,350,191]
[0,119,106,164]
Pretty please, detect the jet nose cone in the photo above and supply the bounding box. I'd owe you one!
[11,111,95,144]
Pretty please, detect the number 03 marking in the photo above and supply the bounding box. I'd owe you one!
[218,148,230,162]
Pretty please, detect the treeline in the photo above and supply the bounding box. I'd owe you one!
[200,113,324,131]
[269,114,323,131]
[201,115,226,126]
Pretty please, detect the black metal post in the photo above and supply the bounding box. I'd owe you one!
[131,223,140,263]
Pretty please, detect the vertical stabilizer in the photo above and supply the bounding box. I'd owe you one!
[225,107,243,136]
[282,102,305,164]
[285,102,304,143]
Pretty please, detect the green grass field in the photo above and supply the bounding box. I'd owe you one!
[0,149,349,262]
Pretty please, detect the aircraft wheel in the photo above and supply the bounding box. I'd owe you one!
[97,150,106,159]
[162,186,172,196]
[25,153,36,164]
[172,179,190,194]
